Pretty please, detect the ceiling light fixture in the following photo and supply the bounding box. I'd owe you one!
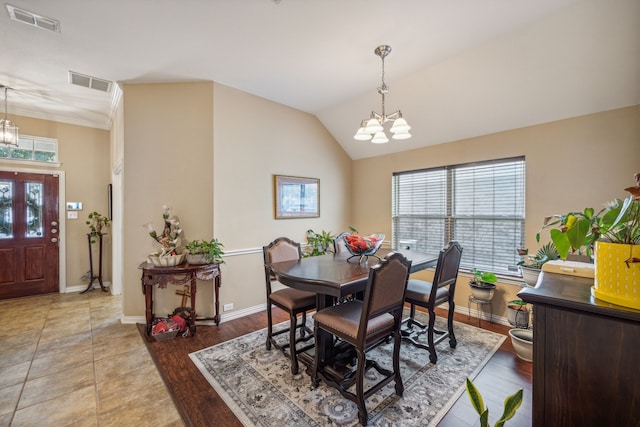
[0,86,19,147]
[354,45,411,144]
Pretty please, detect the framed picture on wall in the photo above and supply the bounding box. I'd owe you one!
[274,175,320,219]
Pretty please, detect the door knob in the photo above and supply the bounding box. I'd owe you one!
[51,237,58,243]
[51,229,57,234]
[51,221,58,226]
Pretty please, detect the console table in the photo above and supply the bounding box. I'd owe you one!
[519,272,640,426]
[138,262,221,336]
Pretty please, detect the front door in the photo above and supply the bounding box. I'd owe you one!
[0,171,59,299]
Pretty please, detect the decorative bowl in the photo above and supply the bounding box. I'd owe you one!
[509,328,533,362]
[148,252,186,267]
[186,253,209,265]
[341,233,385,262]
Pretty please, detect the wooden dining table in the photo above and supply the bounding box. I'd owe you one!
[269,247,439,372]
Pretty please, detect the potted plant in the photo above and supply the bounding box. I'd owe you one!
[184,238,225,265]
[468,269,497,301]
[305,229,336,257]
[516,243,559,287]
[86,211,110,243]
[507,299,530,328]
[537,172,640,309]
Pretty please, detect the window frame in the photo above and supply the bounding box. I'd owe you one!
[392,156,526,277]
[0,135,59,164]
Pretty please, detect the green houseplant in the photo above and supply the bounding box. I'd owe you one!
[305,229,335,257]
[536,173,640,309]
[86,211,110,243]
[468,269,497,301]
[517,243,559,287]
[184,238,225,265]
[466,377,523,427]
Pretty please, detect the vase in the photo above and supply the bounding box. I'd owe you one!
[148,252,185,267]
[186,253,209,265]
[519,265,541,287]
[592,241,640,310]
[468,281,496,301]
[509,328,533,362]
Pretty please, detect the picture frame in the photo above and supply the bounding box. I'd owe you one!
[274,175,320,219]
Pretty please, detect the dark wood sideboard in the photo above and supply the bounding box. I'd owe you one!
[519,272,640,426]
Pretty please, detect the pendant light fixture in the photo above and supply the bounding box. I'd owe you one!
[354,45,411,143]
[0,86,19,147]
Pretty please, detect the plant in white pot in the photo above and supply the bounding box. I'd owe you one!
[516,243,559,287]
[537,172,640,309]
[185,238,225,265]
[468,269,497,301]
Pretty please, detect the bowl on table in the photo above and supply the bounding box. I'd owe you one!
[341,233,385,263]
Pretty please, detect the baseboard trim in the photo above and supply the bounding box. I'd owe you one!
[65,281,112,294]
[121,303,269,327]
[454,304,511,327]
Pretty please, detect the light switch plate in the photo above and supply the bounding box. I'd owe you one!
[67,211,78,219]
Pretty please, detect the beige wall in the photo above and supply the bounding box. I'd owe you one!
[121,82,214,317]
[212,83,352,313]
[352,105,640,318]
[120,81,351,318]
[0,115,111,289]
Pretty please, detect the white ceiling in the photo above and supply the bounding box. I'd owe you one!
[1,0,638,159]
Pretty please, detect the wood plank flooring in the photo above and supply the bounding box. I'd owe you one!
[139,307,532,427]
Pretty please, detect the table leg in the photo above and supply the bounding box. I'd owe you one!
[144,282,153,335]
[190,275,197,335]
[214,274,221,325]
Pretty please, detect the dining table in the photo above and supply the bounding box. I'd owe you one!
[268,247,439,375]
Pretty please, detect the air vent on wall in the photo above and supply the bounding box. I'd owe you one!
[6,4,60,33]
[69,71,112,93]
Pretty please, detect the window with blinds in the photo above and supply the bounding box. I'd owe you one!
[392,157,525,276]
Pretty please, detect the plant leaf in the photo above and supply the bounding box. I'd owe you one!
[465,378,485,416]
[480,409,489,427]
[549,229,570,260]
[566,217,590,253]
[495,388,523,427]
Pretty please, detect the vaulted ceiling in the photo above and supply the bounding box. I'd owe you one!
[1,0,638,159]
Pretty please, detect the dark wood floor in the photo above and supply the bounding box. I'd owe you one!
[139,307,532,427]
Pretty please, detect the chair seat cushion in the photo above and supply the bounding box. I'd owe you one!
[270,287,316,310]
[405,279,449,305]
[313,300,394,340]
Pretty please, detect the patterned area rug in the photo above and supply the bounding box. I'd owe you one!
[190,311,505,426]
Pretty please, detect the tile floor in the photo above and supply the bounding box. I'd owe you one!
[0,290,182,427]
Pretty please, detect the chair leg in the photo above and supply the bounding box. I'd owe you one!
[311,323,321,388]
[355,349,368,426]
[266,302,273,350]
[289,312,299,375]
[448,300,457,348]
[393,329,404,396]
[300,311,307,337]
[427,307,438,364]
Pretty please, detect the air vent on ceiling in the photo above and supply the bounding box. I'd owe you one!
[69,71,112,93]
[6,4,60,33]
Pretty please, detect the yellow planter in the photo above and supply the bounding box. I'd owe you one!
[592,241,640,310]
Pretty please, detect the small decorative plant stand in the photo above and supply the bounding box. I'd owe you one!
[81,232,108,294]
[467,295,493,326]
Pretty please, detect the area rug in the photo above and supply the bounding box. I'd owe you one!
[189,311,505,427]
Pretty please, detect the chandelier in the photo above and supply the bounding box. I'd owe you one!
[354,45,411,143]
[0,86,19,147]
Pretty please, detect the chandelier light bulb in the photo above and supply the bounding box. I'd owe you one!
[390,117,411,133]
[354,126,373,140]
[371,132,389,144]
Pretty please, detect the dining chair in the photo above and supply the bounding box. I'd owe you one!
[333,231,350,254]
[312,252,412,426]
[402,241,463,363]
[263,237,316,375]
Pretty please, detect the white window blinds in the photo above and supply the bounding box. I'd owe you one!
[392,157,525,276]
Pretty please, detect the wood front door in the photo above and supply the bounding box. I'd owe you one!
[0,171,59,299]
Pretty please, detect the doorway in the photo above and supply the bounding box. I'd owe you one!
[0,170,60,298]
